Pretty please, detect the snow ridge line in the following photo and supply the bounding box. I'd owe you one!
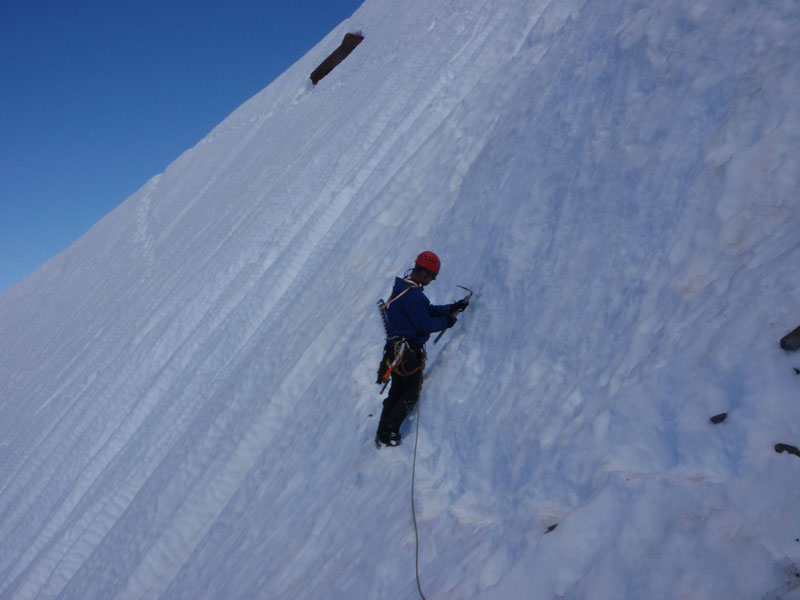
[134,175,161,267]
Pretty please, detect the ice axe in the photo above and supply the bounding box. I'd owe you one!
[433,285,479,344]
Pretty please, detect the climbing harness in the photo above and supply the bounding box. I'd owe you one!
[377,339,406,393]
[377,339,427,393]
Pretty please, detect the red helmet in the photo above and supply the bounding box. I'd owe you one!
[415,251,441,275]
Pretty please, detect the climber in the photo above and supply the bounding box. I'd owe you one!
[375,251,469,447]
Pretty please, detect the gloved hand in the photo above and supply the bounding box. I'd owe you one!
[452,296,470,313]
[446,314,458,328]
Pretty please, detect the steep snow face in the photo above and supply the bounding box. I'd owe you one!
[1,0,799,598]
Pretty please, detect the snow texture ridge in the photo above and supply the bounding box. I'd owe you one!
[1,0,799,598]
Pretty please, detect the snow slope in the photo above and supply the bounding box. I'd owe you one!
[2,0,800,598]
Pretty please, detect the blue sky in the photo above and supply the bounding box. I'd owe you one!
[0,0,363,293]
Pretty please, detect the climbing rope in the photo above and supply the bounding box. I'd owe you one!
[411,396,427,600]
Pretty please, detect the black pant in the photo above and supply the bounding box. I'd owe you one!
[377,346,424,437]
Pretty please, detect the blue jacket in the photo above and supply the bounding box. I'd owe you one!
[386,277,454,346]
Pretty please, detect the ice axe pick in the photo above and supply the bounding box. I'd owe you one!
[433,285,479,344]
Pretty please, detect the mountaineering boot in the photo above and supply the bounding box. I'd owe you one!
[375,431,402,447]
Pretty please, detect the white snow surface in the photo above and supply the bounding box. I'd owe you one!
[2,0,800,598]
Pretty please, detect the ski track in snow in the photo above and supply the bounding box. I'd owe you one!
[1,0,800,598]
